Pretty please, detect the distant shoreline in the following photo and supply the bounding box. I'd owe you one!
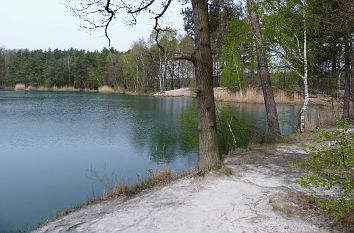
[2,86,350,108]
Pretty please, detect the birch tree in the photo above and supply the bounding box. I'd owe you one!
[265,0,310,132]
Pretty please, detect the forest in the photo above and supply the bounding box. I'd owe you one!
[0,0,352,100]
[0,1,353,231]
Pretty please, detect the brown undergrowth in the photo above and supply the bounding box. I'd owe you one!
[38,170,180,229]
[270,192,354,233]
[106,170,173,198]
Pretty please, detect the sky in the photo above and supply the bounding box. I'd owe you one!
[0,0,185,52]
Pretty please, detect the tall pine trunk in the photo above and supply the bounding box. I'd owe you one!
[192,0,220,170]
[247,0,280,139]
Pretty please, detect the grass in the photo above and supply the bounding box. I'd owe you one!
[106,170,173,198]
[98,85,116,94]
[270,193,354,233]
[14,83,26,91]
[214,87,304,104]
[269,192,320,219]
[51,86,80,92]
[304,107,340,131]
[36,170,186,230]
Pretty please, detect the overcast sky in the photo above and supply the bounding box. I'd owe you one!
[0,0,185,52]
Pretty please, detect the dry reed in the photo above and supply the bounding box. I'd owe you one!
[213,87,303,104]
[14,83,26,91]
[52,86,80,92]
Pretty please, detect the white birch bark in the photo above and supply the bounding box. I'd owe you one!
[299,0,309,133]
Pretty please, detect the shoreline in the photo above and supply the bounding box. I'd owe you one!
[2,86,303,104]
[3,86,349,107]
[33,130,347,233]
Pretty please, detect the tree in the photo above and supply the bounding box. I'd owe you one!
[264,0,353,122]
[246,0,281,140]
[191,0,220,169]
[220,14,257,92]
[339,0,353,120]
[68,0,220,170]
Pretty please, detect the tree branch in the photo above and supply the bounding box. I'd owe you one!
[104,0,115,47]
[174,52,196,64]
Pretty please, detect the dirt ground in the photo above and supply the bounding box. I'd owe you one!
[33,133,341,233]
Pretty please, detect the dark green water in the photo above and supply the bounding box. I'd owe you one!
[0,91,299,232]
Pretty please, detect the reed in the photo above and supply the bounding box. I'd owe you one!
[52,86,80,92]
[14,83,26,91]
[98,85,114,93]
[213,87,303,104]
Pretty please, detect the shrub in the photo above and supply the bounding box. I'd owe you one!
[297,120,353,221]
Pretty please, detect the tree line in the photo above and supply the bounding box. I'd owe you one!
[0,33,195,92]
[0,0,352,169]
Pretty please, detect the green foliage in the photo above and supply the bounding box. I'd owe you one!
[180,105,199,149]
[0,33,195,92]
[298,120,354,221]
[216,105,262,153]
[180,104,262,155]
[220,18,256,91]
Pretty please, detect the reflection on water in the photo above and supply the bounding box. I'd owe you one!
[0,91,300,232]
[0,91,197,233]
[181,102,300,154]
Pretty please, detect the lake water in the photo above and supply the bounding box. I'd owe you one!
[0,91,299,232]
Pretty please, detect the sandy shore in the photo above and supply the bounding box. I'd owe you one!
[33,138,336,233]
[154,87,304,104]
[154,88,195,97]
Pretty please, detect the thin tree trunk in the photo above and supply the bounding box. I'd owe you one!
[159,52,163,92]
[192,0,220,170]
[343,27,351,119]
[247,0,280,139]
[300,0,309,133]
[163,50,167,90]
[351,45,354,111]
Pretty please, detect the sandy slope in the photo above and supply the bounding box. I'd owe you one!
[33,142,335,233]
[153,88,195,97]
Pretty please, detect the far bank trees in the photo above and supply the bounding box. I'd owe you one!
[68,0,220,170]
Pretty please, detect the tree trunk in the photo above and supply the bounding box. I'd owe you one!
[342,28,351,120]
[192,0,220,170]
[159,51,163,92]
[247,0,280,139]
[300,0,309,133]
[351,45,354,111]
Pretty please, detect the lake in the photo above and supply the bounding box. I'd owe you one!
[0,91,299,232]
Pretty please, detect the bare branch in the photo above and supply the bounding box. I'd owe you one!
[128,0,156,14]
[174,52,196,64]
[104,0,115,47]
[153,0,173,52]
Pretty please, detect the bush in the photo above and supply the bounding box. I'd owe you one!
[298,120,353,221]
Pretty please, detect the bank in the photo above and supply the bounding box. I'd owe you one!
[33,130,352,233]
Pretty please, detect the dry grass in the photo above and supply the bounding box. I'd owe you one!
[26,85,49,91]
[269,192,321,219]
[214,87,303,104]
[304,108,341,131]
[39,170,176,229]
[106,170,173,198]
[269,192,354,233]
[14,83,26,91]
[98,85,116,94]
[52,86,80,92]
[217,166,233,176]
[337,213,354,233]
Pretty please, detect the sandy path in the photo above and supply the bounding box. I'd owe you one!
[33,143,333,233]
